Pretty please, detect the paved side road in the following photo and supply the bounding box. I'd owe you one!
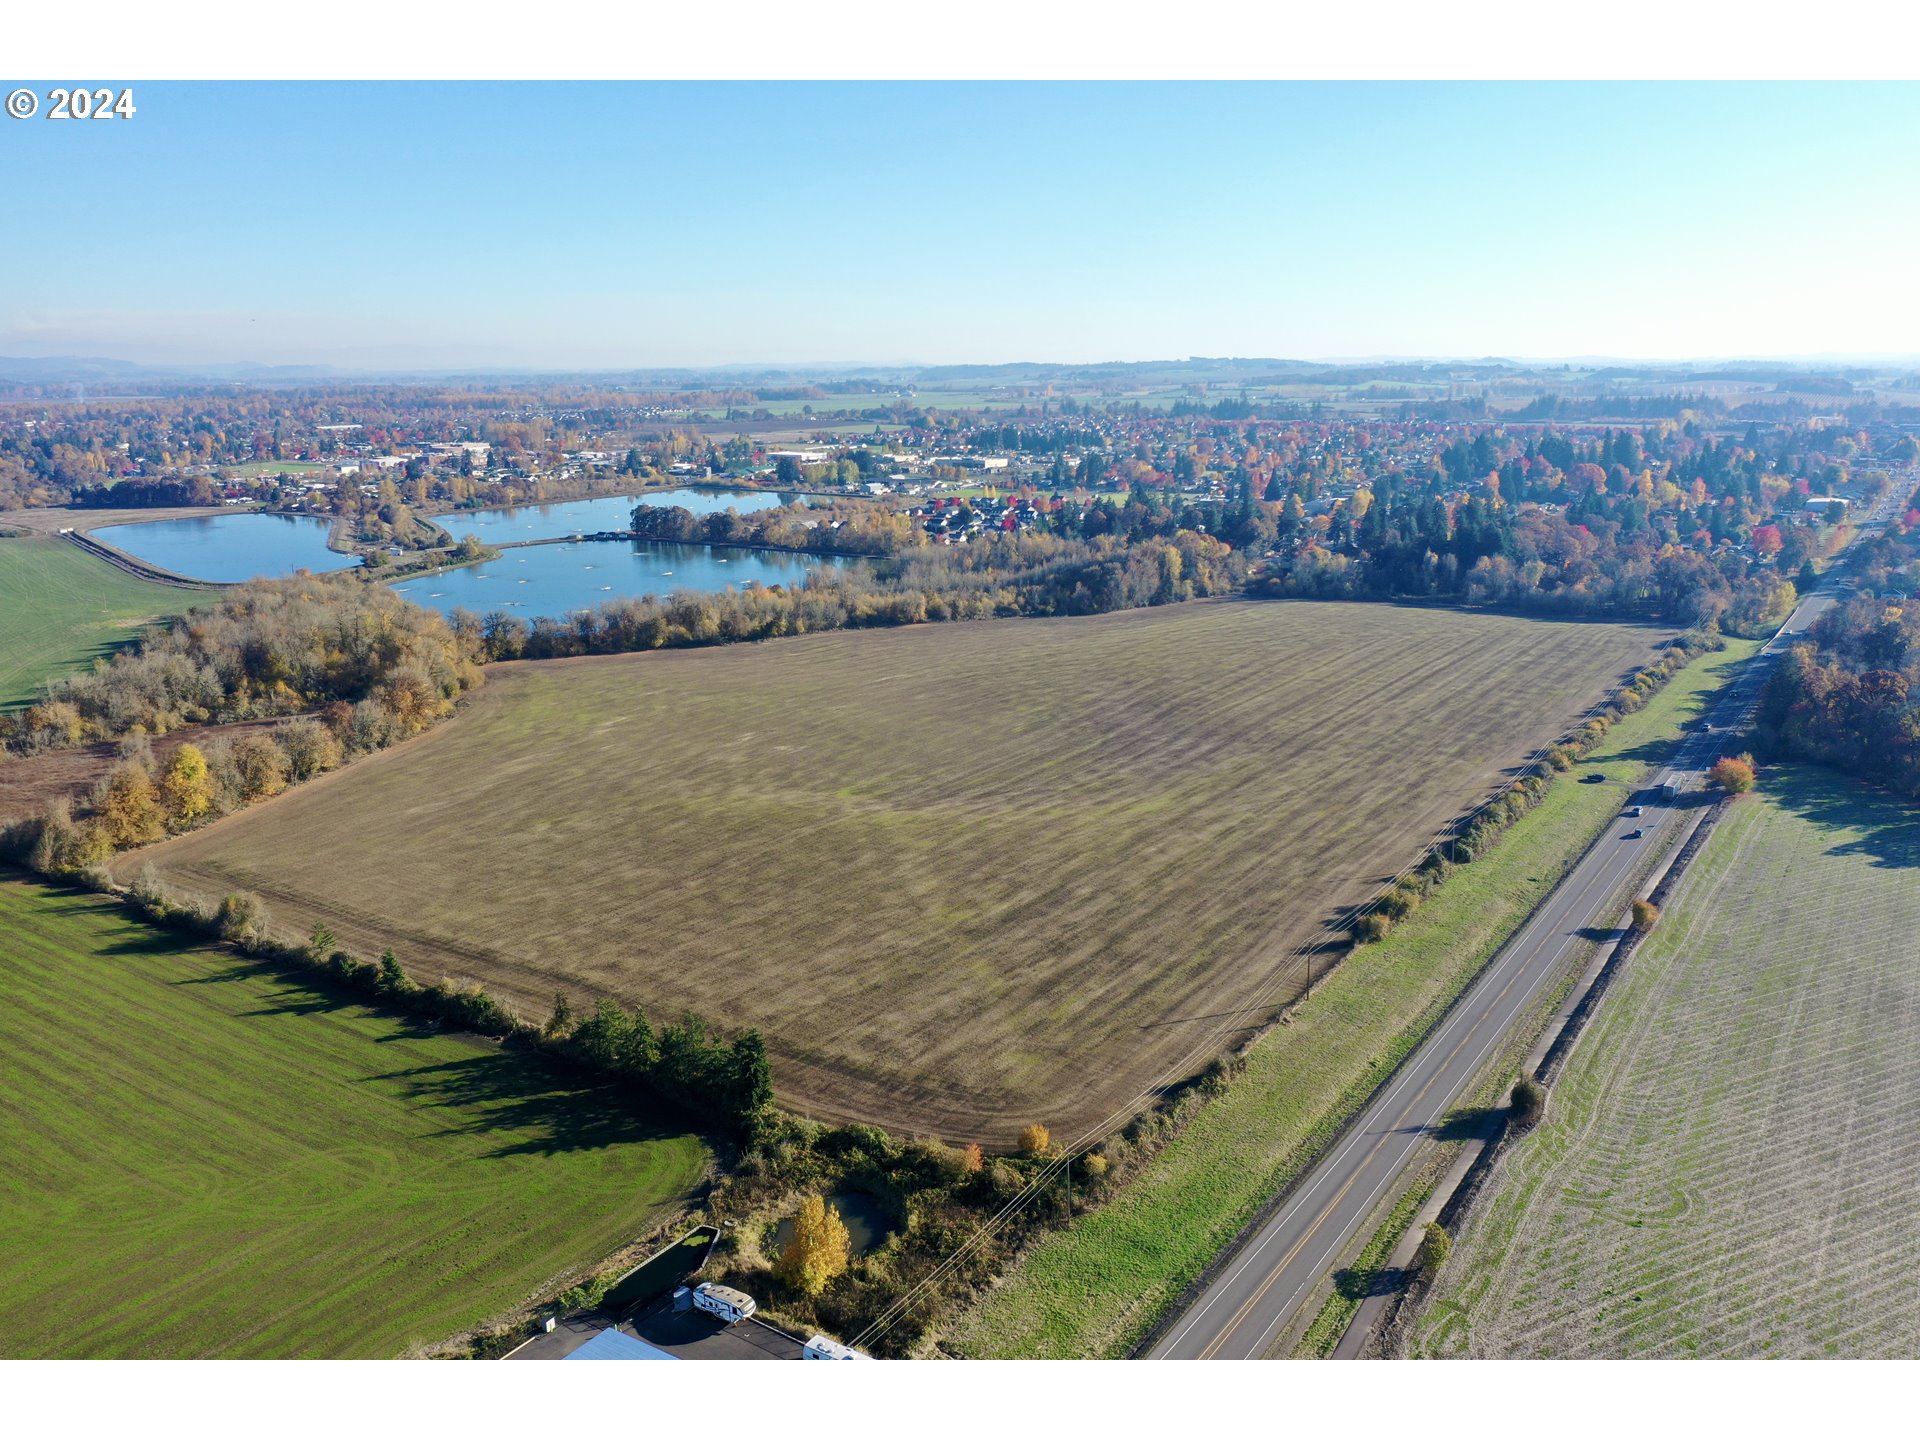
[1146,489,1902,1361]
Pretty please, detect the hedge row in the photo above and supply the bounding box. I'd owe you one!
[108,868,772,1138]
[1353,627,1721,945]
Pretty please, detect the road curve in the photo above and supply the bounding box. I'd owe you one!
[1147,487,1903,1361]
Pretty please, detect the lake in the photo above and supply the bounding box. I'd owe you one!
[98,512,346,582]
[388,538,848,619]
[432,486,815,547]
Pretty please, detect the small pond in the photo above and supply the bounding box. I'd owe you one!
[433,486,816,547]
[98,512,347,581]
[388,539,849,620]
[772,1191,895,1258]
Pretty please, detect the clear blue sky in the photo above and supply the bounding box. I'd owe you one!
[3,81,1916,370]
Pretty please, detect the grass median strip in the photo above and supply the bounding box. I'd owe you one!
[945,636,1760,1358]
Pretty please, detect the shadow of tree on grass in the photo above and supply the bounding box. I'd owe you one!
[359,1051,700,1161]
[1763,763,1920,872]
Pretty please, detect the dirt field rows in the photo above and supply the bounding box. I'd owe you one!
[123,600,1664,1143]
[1412,767,1920,1358]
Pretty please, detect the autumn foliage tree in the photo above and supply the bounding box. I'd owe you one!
[1708,755,1757,794]
[1018,1123,1052,1157]
[159,742,214,828]
[1631,898,1661,930]
[777,1194,852,1297]
[97,762,165,847]
[228,733,290,802]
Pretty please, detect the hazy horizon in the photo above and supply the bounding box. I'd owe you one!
[7,82,1919,372]
[7,348,1920,382]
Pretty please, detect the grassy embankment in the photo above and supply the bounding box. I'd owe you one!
[0,877,709,1359]
[0,536,183,708]
[1411,766,1920,1358]
[946,637,1761,1358]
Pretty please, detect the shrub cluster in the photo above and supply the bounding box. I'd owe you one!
[703,1113,1106,1357]
[8,705,405,873]
[1,576,482,757]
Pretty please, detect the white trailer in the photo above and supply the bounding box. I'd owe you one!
[691,1282,756,1325]
[802,1334,871,1360]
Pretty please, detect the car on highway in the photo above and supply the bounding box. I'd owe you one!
[1625,827,1645,839]
[1626,805,1644,817]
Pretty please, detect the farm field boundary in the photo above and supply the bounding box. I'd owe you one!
[946,638,1759,1358]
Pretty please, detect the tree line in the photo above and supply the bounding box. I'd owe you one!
[463,525,1244,663]
[1758,525,1920,797]
[108,870,774,1138]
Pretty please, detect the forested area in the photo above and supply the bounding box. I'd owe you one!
[2,578,481,752]
[1759,523,1920,797]
[1255,425,1869,632]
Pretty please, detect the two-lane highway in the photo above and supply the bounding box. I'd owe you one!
[1148,486,1904,1360]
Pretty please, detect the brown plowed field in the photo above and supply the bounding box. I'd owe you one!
[119,600,1664,1144]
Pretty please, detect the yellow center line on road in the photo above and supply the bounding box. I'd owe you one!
[1226,842,1641,1359]
[1180,822,1641,1358]
[1158,550,1869,1360]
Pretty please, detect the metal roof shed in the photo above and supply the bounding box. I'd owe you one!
[563,1328,680,1362]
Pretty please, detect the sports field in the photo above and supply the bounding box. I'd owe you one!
[1412,766,1920,1358]
[0,535,182,708]
[0,877,709,1359]
[124,600,1665,1143]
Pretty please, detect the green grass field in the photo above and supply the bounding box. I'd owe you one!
[946,638,1760,1357]
[126,601,1665,1145]
[1411,766,1920,1358]
[0,877,709,1359]
[223,460,326,476]
[0,536,183,708]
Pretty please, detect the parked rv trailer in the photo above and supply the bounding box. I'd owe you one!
[802,1334,871,1360]
[691,1282,756,1324]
